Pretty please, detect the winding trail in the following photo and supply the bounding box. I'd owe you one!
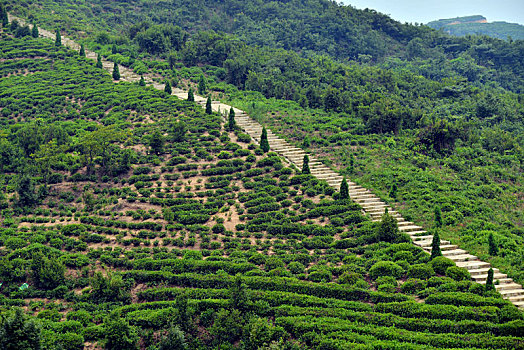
[10,15,524,309]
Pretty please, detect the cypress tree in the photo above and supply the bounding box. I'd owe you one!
[31,23,39,38]
[349,154,355,173]
[96,53,103,69]
[434,206,442,228]
[389,183,397,199]
[228,107,236,130]
[164,80,172,95]
[187,88,194,102]
[340,177,349,199]
[55,28,61,46]
[198,74,206,95]
[79,44,85,57]
[378,209,400,242]
[430,230,442,260]
[488,232,498,256]
[139,76,146,86]
[112,62,120,80]
[485,267,495,292]
[205,96,212,114]
[112,43,117,54]
[302,155,310,174]
[260,127,270,153]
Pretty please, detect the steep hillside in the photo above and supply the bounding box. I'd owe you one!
[428,15,524,41]
[1,27,523,350]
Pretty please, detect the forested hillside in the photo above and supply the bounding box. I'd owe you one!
[0,0,523,348]
[6,0,524,92]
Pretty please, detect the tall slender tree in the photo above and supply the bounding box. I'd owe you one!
[302,155,310,174]
[111,43,117,54]
[198,74,206,95]
[79,44,85,57]
[228,107,236,130]
[488,232,498,256]
[187,88,194,102]
[485,267,495,292]
[139,76,146,86]
[434,206,443,228]
[96,53,103,69]
[260,127,270,153]
[112,62,120,80]
[164,80,172,95]
[31,23,39,38]
[340,177,349,199]
[205,96,212,114]
[55,28,61,46]
[430,230,442,260]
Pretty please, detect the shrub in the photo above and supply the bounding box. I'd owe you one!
[375,276,396,287]
[369,261,403,280]
[400,278,427,294]
[287,261,305,274]
[445,266,471,281]
[407,264,435,280]
[430,256,455,275]
[393,250,414,263]
[377,283,396,293]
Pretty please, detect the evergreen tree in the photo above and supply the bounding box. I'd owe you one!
[228,106,236,130]
[488,232,498,256]
[55,29,61,46]
[112,62,120,80]
[111,43,117,54]
[260,127,270,153]
[96,53,103,69]
[0,308,42,350]
[205,96,212,114]
[164,80,172,95]
[187,88,194,102]
[139,76,146,86]
[340,177,349,199]
[434,206,443,228]
[31,23,39,38]
[377,209,400,242]
[389,183,397,199]
[302,154,310,174]
[349,154,355,173]
[430,230,442,260]
[79,44,85,57]
[485,267,495,292]
[31,251,65,290]
[198,74,206,95]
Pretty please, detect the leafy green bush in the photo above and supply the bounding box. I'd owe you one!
[369,261,403,280]
[445,266,471,281]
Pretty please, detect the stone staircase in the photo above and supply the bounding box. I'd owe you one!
[12,14,523,310]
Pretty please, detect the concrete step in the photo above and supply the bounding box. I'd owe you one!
[456,261,491,271]
[445,254,479,263]
[398,225,425,233]
[498,289,524,297]
[440,249,469,257]
[494,283,523,291]
[415,239,450,247]
[412,235,433,241]
[474,276,510,283]
[508,295,524,302]
[423,244,459,251]
[468,267,500,276]
[406,230,428,236]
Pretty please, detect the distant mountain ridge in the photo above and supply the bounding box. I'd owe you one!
[427,15,524,40]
